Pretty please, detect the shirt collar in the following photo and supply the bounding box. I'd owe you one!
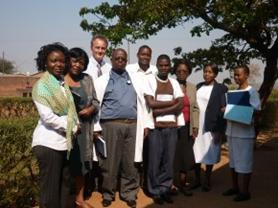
[90,56,105,67]
[111,68,128,80]
[135,63,153,75]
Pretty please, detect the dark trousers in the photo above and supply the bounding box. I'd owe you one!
[33,145,70,208]
[84,161,103,199]
[147,128,178,196]
[141,136,149,190]
[99,121,139,201]
[173,125,195,186]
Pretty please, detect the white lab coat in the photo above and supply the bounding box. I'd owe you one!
[94,70,152,162]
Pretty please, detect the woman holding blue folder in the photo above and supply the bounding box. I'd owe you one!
[222,65,261,202]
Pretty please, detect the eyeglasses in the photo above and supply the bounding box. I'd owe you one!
[114,57,127,61]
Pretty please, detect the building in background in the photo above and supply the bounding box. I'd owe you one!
[0,72,42,97]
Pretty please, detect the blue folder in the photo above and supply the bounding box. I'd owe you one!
[224,91,254,125]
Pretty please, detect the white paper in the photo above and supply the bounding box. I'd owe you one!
[94,136,107,158]
[156,94,176,122]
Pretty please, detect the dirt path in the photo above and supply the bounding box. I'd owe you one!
[86,133,278,208]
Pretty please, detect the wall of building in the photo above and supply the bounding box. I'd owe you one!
[0,73,42,97]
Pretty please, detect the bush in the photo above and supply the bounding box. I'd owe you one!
[260,90,278,129]
[0,97,37,119]
[0,118,39,208]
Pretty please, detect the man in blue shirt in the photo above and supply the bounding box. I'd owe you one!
[94,48,149,208]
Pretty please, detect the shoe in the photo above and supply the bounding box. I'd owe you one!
[102,199,112,207]
[189,182,201,190]
[153,195,164,205]
[126,200,136,208]
[233,192,251,202]
[180,187,193,197]
[201,184,211,192]
[222,188,239,196]
[161,193,174,204]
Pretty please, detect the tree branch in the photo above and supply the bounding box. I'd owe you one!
[198,11,269,56]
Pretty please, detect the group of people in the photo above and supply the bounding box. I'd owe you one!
[31,34,261,208]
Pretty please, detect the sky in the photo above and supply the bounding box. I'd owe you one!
[0,0,242,83]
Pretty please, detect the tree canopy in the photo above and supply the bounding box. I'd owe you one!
[80,0,278,105]
[0,58,15,74]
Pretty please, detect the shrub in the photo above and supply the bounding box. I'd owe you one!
[260,90,278,129]
[0,118,39,208]
[0,97,37,119]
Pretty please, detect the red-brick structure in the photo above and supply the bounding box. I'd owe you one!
[0,72,42,97]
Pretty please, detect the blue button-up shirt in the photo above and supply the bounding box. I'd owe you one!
[100,70,137,119]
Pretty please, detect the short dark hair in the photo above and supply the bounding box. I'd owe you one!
[204,63,219,76]
[173,59,192,75]
[234,65,250,75]
[137,45,152,54]
[35,42,69,71]
[111,48,127,58]
[156,54,171,64]
[69,47,89,71]
[91,34,108,47]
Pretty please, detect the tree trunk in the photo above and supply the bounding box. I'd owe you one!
[258,54,278,108]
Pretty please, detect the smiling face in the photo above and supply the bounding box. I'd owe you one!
[46,50,65,79]
[111,49,127,71]
[234,67,249,86]
[203,65,217,84]
[137,47,152,70]
[69,57,86,77]
[157,58,171,78]
[91,38,108,63]
[176,63,190,81]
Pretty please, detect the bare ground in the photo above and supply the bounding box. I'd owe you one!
[85,130,278,208]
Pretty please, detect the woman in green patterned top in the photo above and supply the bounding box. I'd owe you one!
[32,43,79,208]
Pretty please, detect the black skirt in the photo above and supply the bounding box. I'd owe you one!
[174,125,195,172]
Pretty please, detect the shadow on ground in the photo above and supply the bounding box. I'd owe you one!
[83,137,278,208]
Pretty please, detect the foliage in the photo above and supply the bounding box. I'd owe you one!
[0,97,37,119]
[0,98,39,207]
[0,118,39,208]
[260,89,278,129]
[267,88,278,101]
[0,58,15,74]
[79,0,278,106]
